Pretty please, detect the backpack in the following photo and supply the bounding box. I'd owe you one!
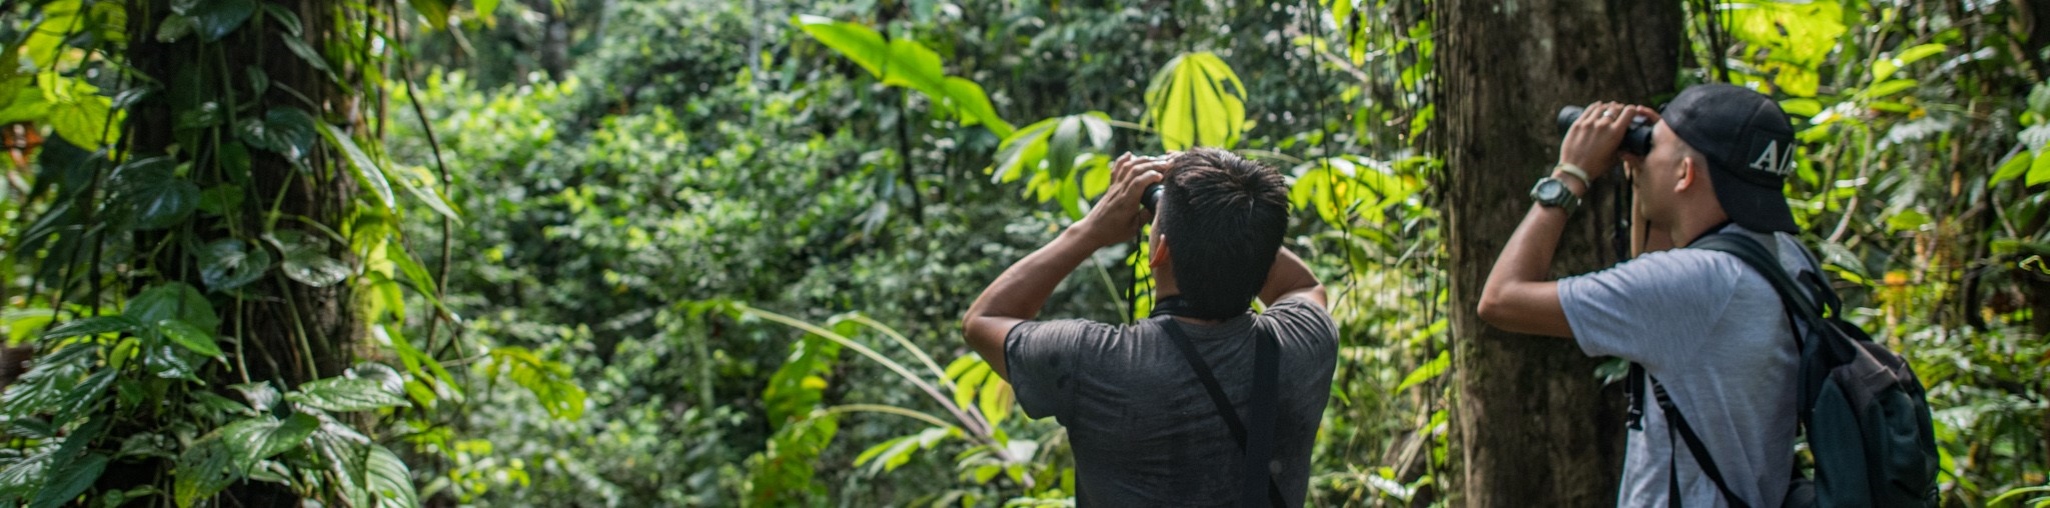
[1641,232,1940,508]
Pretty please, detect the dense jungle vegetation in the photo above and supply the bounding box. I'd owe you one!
[0,0,2044,505]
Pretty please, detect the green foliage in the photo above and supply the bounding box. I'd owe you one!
[793,14,1014,137]
[1145,52,1249,151]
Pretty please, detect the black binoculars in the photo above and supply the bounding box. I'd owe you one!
[1141,183,1164,211]
[1558,105,1654,156]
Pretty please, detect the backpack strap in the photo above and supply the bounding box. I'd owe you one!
[1652,374,1753,508]
[1161,319,1288,508]
[1689,233,1825,323]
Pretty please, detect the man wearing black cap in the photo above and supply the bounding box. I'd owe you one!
[1477,83,1820,507]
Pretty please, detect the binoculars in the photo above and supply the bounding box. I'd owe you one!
[1558,105,1654,156]
[1142,183,1164,211]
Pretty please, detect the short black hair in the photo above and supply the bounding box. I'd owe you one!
[1158,148,1290,319]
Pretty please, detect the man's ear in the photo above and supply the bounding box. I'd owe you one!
[1675,155,1703,194]
[1149,235,1171,269]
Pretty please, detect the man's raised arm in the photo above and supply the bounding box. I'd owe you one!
[962,155,1165,381]
[1257,247,1325,309]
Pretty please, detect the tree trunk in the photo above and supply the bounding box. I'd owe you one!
[119,0,361,503]
[1438,1,1683,505]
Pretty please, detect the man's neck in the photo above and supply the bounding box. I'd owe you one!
[1154,290,1226,325]
[1669,209,1734,248]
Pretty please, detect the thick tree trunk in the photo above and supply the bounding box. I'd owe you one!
[1438,1,1683,505]
[119,0,360,503]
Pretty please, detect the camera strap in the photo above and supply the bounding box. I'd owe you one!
[1160,318,1286,508]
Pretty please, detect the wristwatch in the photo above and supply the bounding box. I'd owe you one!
[1530,176,1580,215]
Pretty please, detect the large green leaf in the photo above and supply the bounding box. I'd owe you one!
[0,448,54,504]
[126,282,219,332]
[266,230,350,288]
[287,378,408,412]
[488,346,586,420]
[1393,350,1450,395]
[50,369,114,426]
[1723,0,1846,97]
[188,0,255,41]
[27,452,106,508]
[197,238,273,292]
[1992,149,2032,186]
[2029,148,2050,187]
[321,122,397,211]
[362,445,418,508]
[41,316,142,340]
[1144,52,1248,150]
[106,156,200,230]
[791,15,1012,136]
[0,77,51,125]
[409,0,451,30]
[173,414,318,508]
[156,319,224,358]
[0,345,95,417]
[987,112,1112,210]
[239,107,319,161]
[44,80,112,151]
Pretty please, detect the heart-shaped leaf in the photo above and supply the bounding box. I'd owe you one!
[198,238,272,291]
[239,107,319,161]
[126,282,218,332]
[190,0,256,41]
[107,157,200,231]
[266,230,350,288]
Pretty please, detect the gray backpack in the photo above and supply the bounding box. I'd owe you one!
[1666,233,1940,508]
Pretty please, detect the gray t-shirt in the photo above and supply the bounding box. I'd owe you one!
[1004,296,1338,506]
[1559,225,1811,507]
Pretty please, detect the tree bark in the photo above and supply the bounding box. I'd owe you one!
[1438,1,1683,505]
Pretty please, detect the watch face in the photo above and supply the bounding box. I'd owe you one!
[1535,179,1565,201]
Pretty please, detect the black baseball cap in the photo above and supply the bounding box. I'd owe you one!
[1660,83,1801,234]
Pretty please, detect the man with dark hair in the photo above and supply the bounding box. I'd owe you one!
[1478,84,1817,506]
[963,147,1337,506]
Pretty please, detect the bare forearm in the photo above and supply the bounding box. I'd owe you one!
[1258,247,1322,306]
[1476,202,1574,337]
[964,229,1099,323]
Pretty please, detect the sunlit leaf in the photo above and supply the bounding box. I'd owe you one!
[1394,351,1450,395]
[952,361,989,414]
[977,375,1012,426]
[1145,52,1248,150]
[487,346,586,420]
[1991,150,2032,186]
[409,0,451,30]
[792,15,1013,136]
[321,122,398,212]
[46,81,114,151]
[288,378,408,412]
[2028,148,2050,186]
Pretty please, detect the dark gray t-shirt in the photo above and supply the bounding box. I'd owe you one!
[1004,296,1338,506]
[1559,225,1811,507]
